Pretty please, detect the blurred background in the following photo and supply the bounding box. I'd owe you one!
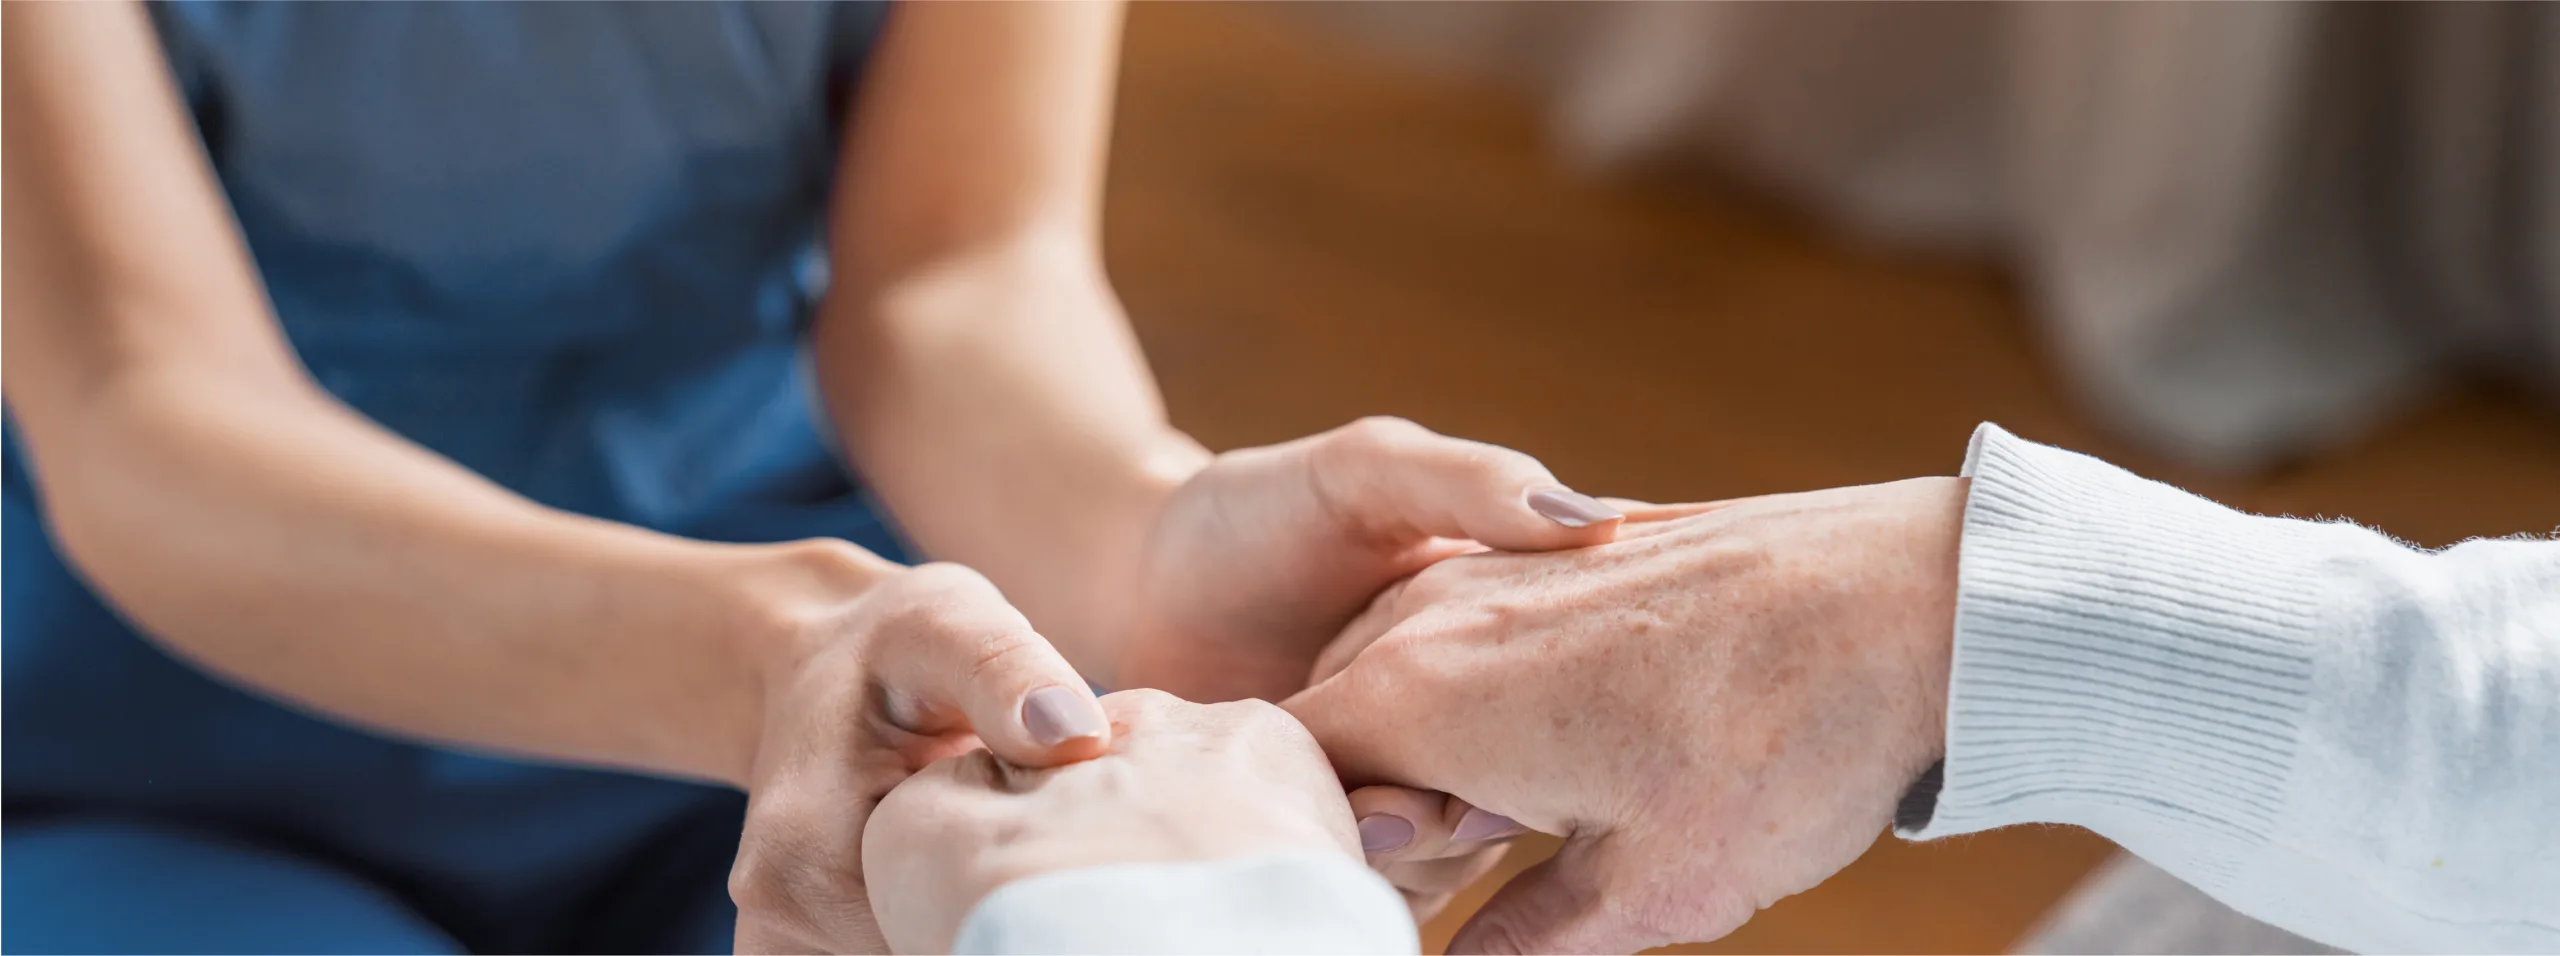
[1100,3,2560,953]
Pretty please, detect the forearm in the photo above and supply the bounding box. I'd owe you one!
[1906,424,2560,952]
[4,1,896,788]
[805,0,1191,687]
[818,239,1204,686]
[28,366,886,787]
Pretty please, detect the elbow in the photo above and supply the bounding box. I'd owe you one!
[30,467,172,635]
[826,218,1106,316]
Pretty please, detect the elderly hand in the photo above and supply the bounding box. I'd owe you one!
[861,689,1366,954]
[1285,479,1968,953]
[1113,417,1622,705]
[726,560,1112,954]
[1108,417,1616,916]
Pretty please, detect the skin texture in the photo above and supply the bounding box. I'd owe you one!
[1119,416,1626,705]
[813,4,1623,708]
[864,690,1365,954]
[3,0,1612,942]
[815,0,1206,689]
[1344,784,1525,921]
[728,563,1114,954]
[1286,480,1971,954]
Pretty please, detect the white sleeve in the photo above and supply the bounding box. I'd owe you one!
[949,852,1419,955]
[1897,424,2560,953]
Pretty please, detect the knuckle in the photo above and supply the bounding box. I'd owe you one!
[1362,626,1448,682]
[1100,686,1182,720]
[1328,628,1466,724]
[870,564,1004,637]
[724,851,766,907]
[961,630,1042,684]
[1334,415,1429,454]
[1106,685,1181,708]
[1211,697,1311,740]
[726,837,807,916]
[902,561,995,599]
[1211,695,1286,721]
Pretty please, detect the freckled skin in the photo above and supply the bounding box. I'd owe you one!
[1285,478,1967,954]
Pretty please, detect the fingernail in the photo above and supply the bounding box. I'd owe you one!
[1525,486,1621,528]
[1358,814,1416,852]
[1452,808,1521,842]
[1022,686,1106,746]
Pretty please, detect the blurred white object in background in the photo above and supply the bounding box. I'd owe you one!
[1310,2,2560,470]
[2016,854,2341,956]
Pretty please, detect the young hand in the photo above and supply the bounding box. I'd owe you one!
[726,559,1112,954]
[1113,416,1622,703]
[862,689,1365,954]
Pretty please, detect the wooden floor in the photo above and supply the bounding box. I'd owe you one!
[1102,4,2560,953]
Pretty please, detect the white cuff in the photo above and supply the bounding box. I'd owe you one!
[1902,423,2322,871]
[952,852,1418,955]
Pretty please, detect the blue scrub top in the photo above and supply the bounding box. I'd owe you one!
[3,3,900,951]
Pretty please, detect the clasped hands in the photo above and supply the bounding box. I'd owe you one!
[728,418,1969,954]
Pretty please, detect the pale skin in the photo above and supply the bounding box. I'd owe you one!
[860,691,1537,954]
[863,690,1368,954]
[5,2,1618,951]
[853,487,1969,955]
[1287,481,1970,954]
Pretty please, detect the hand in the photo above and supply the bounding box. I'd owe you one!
[1309,500,1732,924]
[862,689,1363,954]
[1344,783,1528,922]
[1115,416,1623,704]
[727,560,1112,954]
[1285,478,1968,953]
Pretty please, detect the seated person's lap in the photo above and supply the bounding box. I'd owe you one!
[3,815,744,954]
[4,818,462,955]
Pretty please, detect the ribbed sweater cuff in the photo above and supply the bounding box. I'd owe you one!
[953,853,1418,955]
[1899,424,2320,849]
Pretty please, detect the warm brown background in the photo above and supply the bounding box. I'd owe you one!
[1101,4,2560,954]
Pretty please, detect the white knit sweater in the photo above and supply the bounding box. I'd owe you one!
[1901,424,2560,953]
[953,424,2560,954]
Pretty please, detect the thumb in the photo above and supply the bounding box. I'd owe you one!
[1309,417,1621,553]
[1450,835,1657,955]
[865,563,1112,768]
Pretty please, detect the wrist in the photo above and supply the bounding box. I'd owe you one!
[1912,477,1964,765]
[708,537,903,786]
[1893,476,1966,829]
[1047,431,1210,687]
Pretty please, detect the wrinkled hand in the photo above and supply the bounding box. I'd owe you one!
[862,689,1363,954]
[728,562,1111,954]
[1286,478,1968,953]
[1113,417,1615,916]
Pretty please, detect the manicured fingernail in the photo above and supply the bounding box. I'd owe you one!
[1452,808,1521,842]
[1358,814,1416,852]
[1525,486,1621,528]
[1022,686,1106,746]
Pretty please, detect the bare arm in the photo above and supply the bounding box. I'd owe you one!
[1,0,880,788]
[815,0,1206,688]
